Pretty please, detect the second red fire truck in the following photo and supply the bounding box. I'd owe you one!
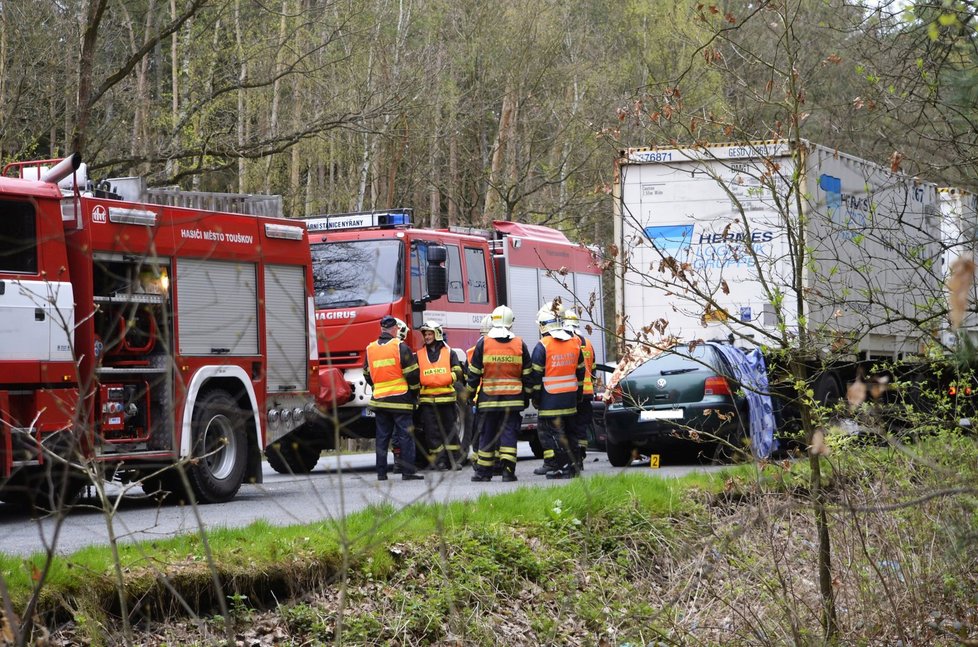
[0,154,319,507]
[299,209,606,460]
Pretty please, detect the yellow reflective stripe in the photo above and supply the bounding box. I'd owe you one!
[543,449,555,459]
[420,385,456,396]
[542,375,577,393]
[373,376,409,397]
[478,400,524,409]
[482,378,523,395]
[539,406,577,416]
[419,395,457,404]
[372,358,396,368]
[369,400,415,411]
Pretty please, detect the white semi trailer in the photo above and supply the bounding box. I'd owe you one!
[613,139,944,402]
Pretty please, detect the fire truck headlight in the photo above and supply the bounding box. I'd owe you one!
[293,407,304,423]
[267,409,280,424]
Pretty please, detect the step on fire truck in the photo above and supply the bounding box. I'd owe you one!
[302,209,606,459]
[0,154,319,507]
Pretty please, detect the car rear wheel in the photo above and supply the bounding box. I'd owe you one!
[606,439,632,467]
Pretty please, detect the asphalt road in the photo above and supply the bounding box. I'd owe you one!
[0,444,724,557]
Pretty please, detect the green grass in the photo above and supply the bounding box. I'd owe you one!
[0,468,747,614]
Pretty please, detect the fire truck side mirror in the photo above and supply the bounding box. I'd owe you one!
[423,244,448,301]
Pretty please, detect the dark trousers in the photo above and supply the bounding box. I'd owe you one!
[538,415,574,472]
[570,399,592,465]
[375,410,415,476]
[460,405,481,462]
[418,403,461,467]
[474,408,520,475]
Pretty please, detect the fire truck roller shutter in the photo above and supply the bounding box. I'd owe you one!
[175,258,259,356]
[263,264,308,395]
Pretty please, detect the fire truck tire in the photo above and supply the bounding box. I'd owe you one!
[266,437,321,474]
[186,389,248,503]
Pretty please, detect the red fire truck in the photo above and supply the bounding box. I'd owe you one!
[0,154,318,507]
[302,210,606,456]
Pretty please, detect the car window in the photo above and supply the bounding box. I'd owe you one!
[630,344,721,376]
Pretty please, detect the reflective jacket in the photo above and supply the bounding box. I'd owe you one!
[530,334,584,417]
[574,333,596,396]
[364,333,420,411]
[466,335,531,410]
[418,343,463,404]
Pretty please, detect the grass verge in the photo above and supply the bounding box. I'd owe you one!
[3,431,978,645]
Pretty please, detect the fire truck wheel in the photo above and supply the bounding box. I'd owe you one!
[266,437,321,474]
[186,389,248,503]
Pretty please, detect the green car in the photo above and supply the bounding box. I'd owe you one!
[603,343,748,466]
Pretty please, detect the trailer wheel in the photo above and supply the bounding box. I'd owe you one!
[186,389,247,503]
[814,374,842,406]
[606,439,633,467]
[266,436,321,474]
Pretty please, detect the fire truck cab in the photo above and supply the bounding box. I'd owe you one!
[0,154,318,507]
[304,210,606,450]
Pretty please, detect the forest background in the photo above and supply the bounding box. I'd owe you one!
[2,0,975,253]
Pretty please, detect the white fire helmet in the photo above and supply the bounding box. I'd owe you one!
[419,320,445,343]
[537,301,570,340]
[562,308,581,332]
[394,318,409,341]
[487,305,515,339]
[479,314,493,336]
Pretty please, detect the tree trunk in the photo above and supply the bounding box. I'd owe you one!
[448,127,458,227]
[73,0,109,155]
[484,84,516,223]
[235,0,247,192]
[167,0,179,179]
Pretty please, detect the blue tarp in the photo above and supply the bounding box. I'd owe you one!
[710,344,777,459]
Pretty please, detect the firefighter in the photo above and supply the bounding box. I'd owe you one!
[563,308,594,472]
[529,301,585,479]
[364,316,423,481]
[466,305,532,482]
[389,318,413,473]
[460,314,493,465]
[416,320,464,470]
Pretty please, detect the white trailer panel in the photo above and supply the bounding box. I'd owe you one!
[616,141,941,359]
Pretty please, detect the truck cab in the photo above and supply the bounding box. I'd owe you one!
[305,210,496,436]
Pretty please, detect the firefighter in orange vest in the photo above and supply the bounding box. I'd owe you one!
[460,314,493,465]
[529,301,585,479]
[563,308,595,472]
[364,316,422,481]
[465,305,531,482]
[416,320,464,469]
